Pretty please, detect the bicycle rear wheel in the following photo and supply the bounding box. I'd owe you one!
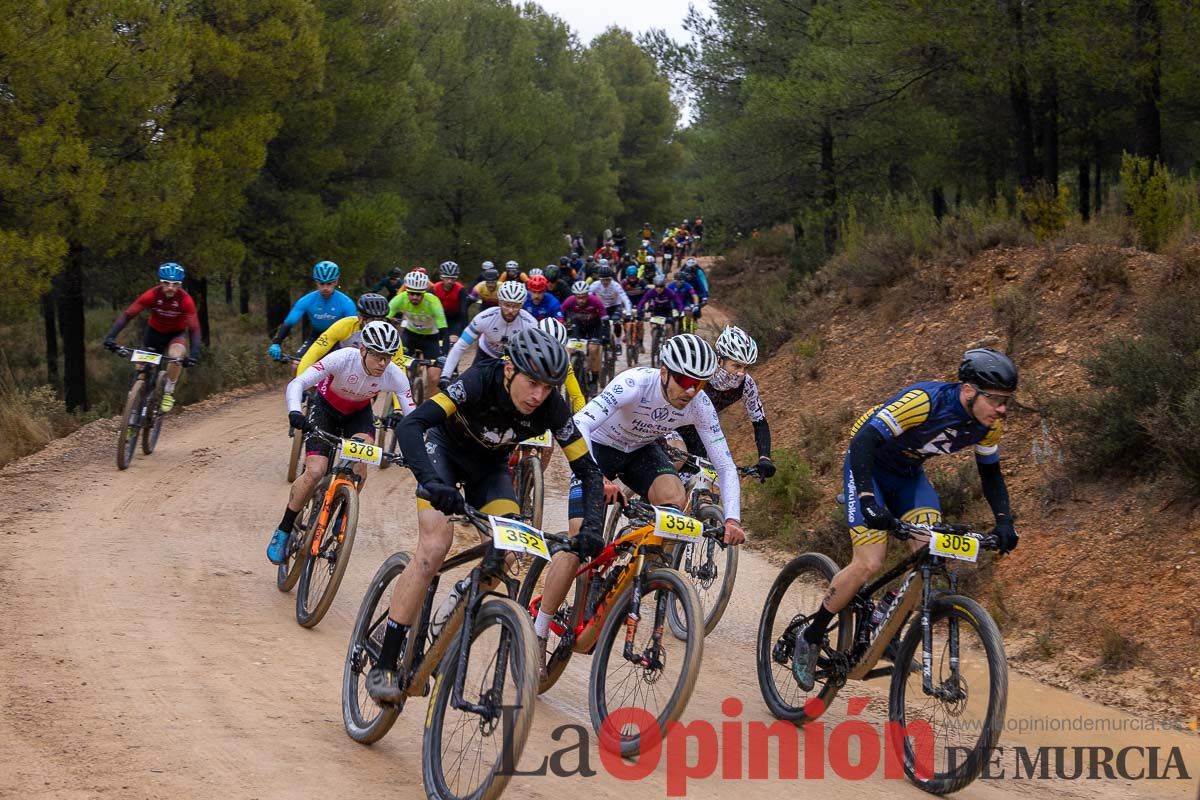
[889,594,1007,794]
[650,328,662,368]
[422,597,538,800]
[276,475,326,593]
[755,552,851,723]
[667,504,737,638]
[142,371,167,455]
[342,552,409,743]
[296,482,359,628]
[286,400,307,482]
[589,567,703,757]
[116,378,146,470]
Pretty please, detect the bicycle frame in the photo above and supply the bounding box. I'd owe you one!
[308,462,361,557]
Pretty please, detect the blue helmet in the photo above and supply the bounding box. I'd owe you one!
[312,260,340,283]
[626,266,638,278]
[158,262,185,282]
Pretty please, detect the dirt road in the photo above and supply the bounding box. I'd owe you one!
[1,386,1196,799]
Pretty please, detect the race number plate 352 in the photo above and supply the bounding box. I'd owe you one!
[654,506,702,542]
[130,350,163,365]
[929,531,979,562]
[489,516,550,560]
[339,438,382,465]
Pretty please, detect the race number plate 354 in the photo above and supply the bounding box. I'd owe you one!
[489,516,550,560]
[929,531,979,562]
[130,350,163,365]
[339,438,382,465]
[654,506,702,542]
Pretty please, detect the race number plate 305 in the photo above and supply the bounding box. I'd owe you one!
[339,438,382,465]
[654,506,702,542]
[520,430,552,448]
[929,531,979,562]
[489,516,550,560]
[130,350,163,365]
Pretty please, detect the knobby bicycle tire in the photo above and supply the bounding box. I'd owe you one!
[342,552,410,743]
[277,476,327,593]
[141,371,168,455]
[296,481,360,628]
[667,503,737,638]
[116,378,146,470]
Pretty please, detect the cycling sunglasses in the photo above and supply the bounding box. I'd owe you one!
[159,280,183,288]
[669,370,707,392]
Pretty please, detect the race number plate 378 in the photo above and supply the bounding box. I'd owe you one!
[339,438,382,465]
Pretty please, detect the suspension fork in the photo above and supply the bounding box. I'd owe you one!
[621,554,647,662]
[309,476,350,556]
[451,565,512,721]
[920,563,935,694]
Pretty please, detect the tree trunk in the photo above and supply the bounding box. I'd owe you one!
[41,291,58,382]
[985,161,998,205]
[1132,0,1163,161]
[188,276,211,347]
[266,286,290,336]
[1078,160,1091,222]
[56,249,88,412]
[224,275,232,305]
[1040,70,1059,190]
[239,263,251,315]
[1007,1,1035,190]
[819,120,837,253]
[1094,145,1103,214]
[931,186,947,221]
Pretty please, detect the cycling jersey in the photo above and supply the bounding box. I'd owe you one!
[395,359,605,535]
[668,280,698,304]
[498,271,528,284]
[372,276,404,300]
[442,306,537,376]
[274,289,356,343]
[587,280,632,315]
[564,366,586,413]
[573,367,742,519]
[388,292,447,335]
[107,286,202,358]
[432,281,468,320]
[852,381,1002,476]
[296,316,407,374]
[523,292,563,321]
[637,286,684,317]
[287,346,415,416]
[682,267,709,299]
[621,277,647,301]
[470,281,500,307]
[561,294,608,326]
[679,367,770,459]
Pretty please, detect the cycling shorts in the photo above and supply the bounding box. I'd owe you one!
[401,329,443,361]
[569,319,603,340]
[305,395,376,458]
[567,440,676,518]
[416,427,518,516]
[142,327,188,353]
[842,452,942,547]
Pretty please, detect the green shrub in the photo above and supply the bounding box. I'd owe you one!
[1078,246,1129,291]
[744,449,822,545]
[1016,180,1071,240]
[990,284,1038,354]
[928,461,983,520]
[1118,153,1199,252]
[825,231,916,300]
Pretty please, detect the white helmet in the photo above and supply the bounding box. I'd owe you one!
[571,280,588,295]
[645,255,656,264]
[481,260,495,271]
[404,271,430,291]
[537,316,568,346]
[528,267,544,278]
[598,258,609,268]
[361,320,401,355]
[498,280,527,304]
[505,260,519,271]
[715,325,758,365]
[660,334,717,380]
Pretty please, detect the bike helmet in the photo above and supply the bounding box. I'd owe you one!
[507,328,568,386]
[685,257,698,268]
[527,275,549,293]
[715,325,758,365]
[538,316,568,346]
[361,320,401,355]
[645,255,656,264]
[481,267,499,282]
[572,280,589,295]
[625,266,639,278]
[158,262,185,282]
[388,266,404,278]
[674,271,685,281]
[356,292,390,319]
[597,265,614,279]
[559,256,570,266]
[528,268,544,278]
[313,260,340,282]
[481,260,495,271]
[504,260,519,272]
[498,280,527,304]
[438,260,459,277]
[545,265,560,280]
[404,271,430,292]
[660,334,718,380]
[958,348,1019,391]
[597,258,610,268]
[653,274,666,287]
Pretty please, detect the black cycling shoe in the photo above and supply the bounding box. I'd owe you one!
[366,667,405,705]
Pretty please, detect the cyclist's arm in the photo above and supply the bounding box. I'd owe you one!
[849,387,936,501]
[273,292,311,344]
[442,313,484,376]
[572,375,637,450]
[384,365,417,415]
[106,288,156,340]
[691,394,741,520]
[564,365,586,413]
[616,284,632,316]
[394,371,483,485]
[430,295,448,331]
[667,288,684,313]
[974,424,1011,522]
[296,316,356,374]
[285,357,333,412]
[181,295,202,358]
[550,402,605,537]
[742,375,771,458]
[387,293,403,320]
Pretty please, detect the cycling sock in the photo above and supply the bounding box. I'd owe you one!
[378,618,409,670]
[278,507,299,534]
[534,610,553,638]
[164,378,177,393]
[805,604,835,644]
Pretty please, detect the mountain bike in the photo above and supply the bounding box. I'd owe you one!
[518,496,708,757]
[343,500,557,800]
[510,430,551,531]
[680,305,698,334]
[600,319,620,386]
[404,353,435,407]
[275,426,404,628]
[376,354,430,470]
[624,314,643,367]
[566,336,601,399]
[756,519,1008,794]
[645,313,678,368]
[110,346,184,471]
[271,354,308,482]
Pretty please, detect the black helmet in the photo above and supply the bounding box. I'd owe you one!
[958,348,1018,391]
[357,292,390,318]
[507,328,569,387]
[481,267,499,282]
[545,265,560,280]
[597,265,614,279]
[559,256,569,265]
[387,267,404,279]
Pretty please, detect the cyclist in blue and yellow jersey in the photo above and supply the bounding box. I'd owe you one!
[295,293,406,374]
[388,270,447,390]
[792,349,1022,690]
[268,260,357,361]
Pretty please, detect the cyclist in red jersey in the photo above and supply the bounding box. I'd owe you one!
[431,261,469,348]
[103,262,202,413]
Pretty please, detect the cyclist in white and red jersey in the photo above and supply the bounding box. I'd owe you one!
[266,321,415,564]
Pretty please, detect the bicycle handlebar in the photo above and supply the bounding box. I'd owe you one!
[110,346,184,364]
[304,426,406,466]
[894,519,1000,551]
[621,495,728,546]
[663,444,763,482]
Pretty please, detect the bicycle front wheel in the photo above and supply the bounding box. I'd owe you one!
[756,552,852,723]
[515,553,581,694]
[516,455,544,531]
[116,378,146,470]
[141,371,167,455]
[422,596,538,800]
[667,504,737,638]
[889,594,1007,795]
[650,328,662,368]
[343,552,409,743]
[296,482,359,628]
[589,567,703,757]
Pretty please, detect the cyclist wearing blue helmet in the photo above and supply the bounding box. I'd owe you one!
[268,260,357,362]
[103,262,202,413]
